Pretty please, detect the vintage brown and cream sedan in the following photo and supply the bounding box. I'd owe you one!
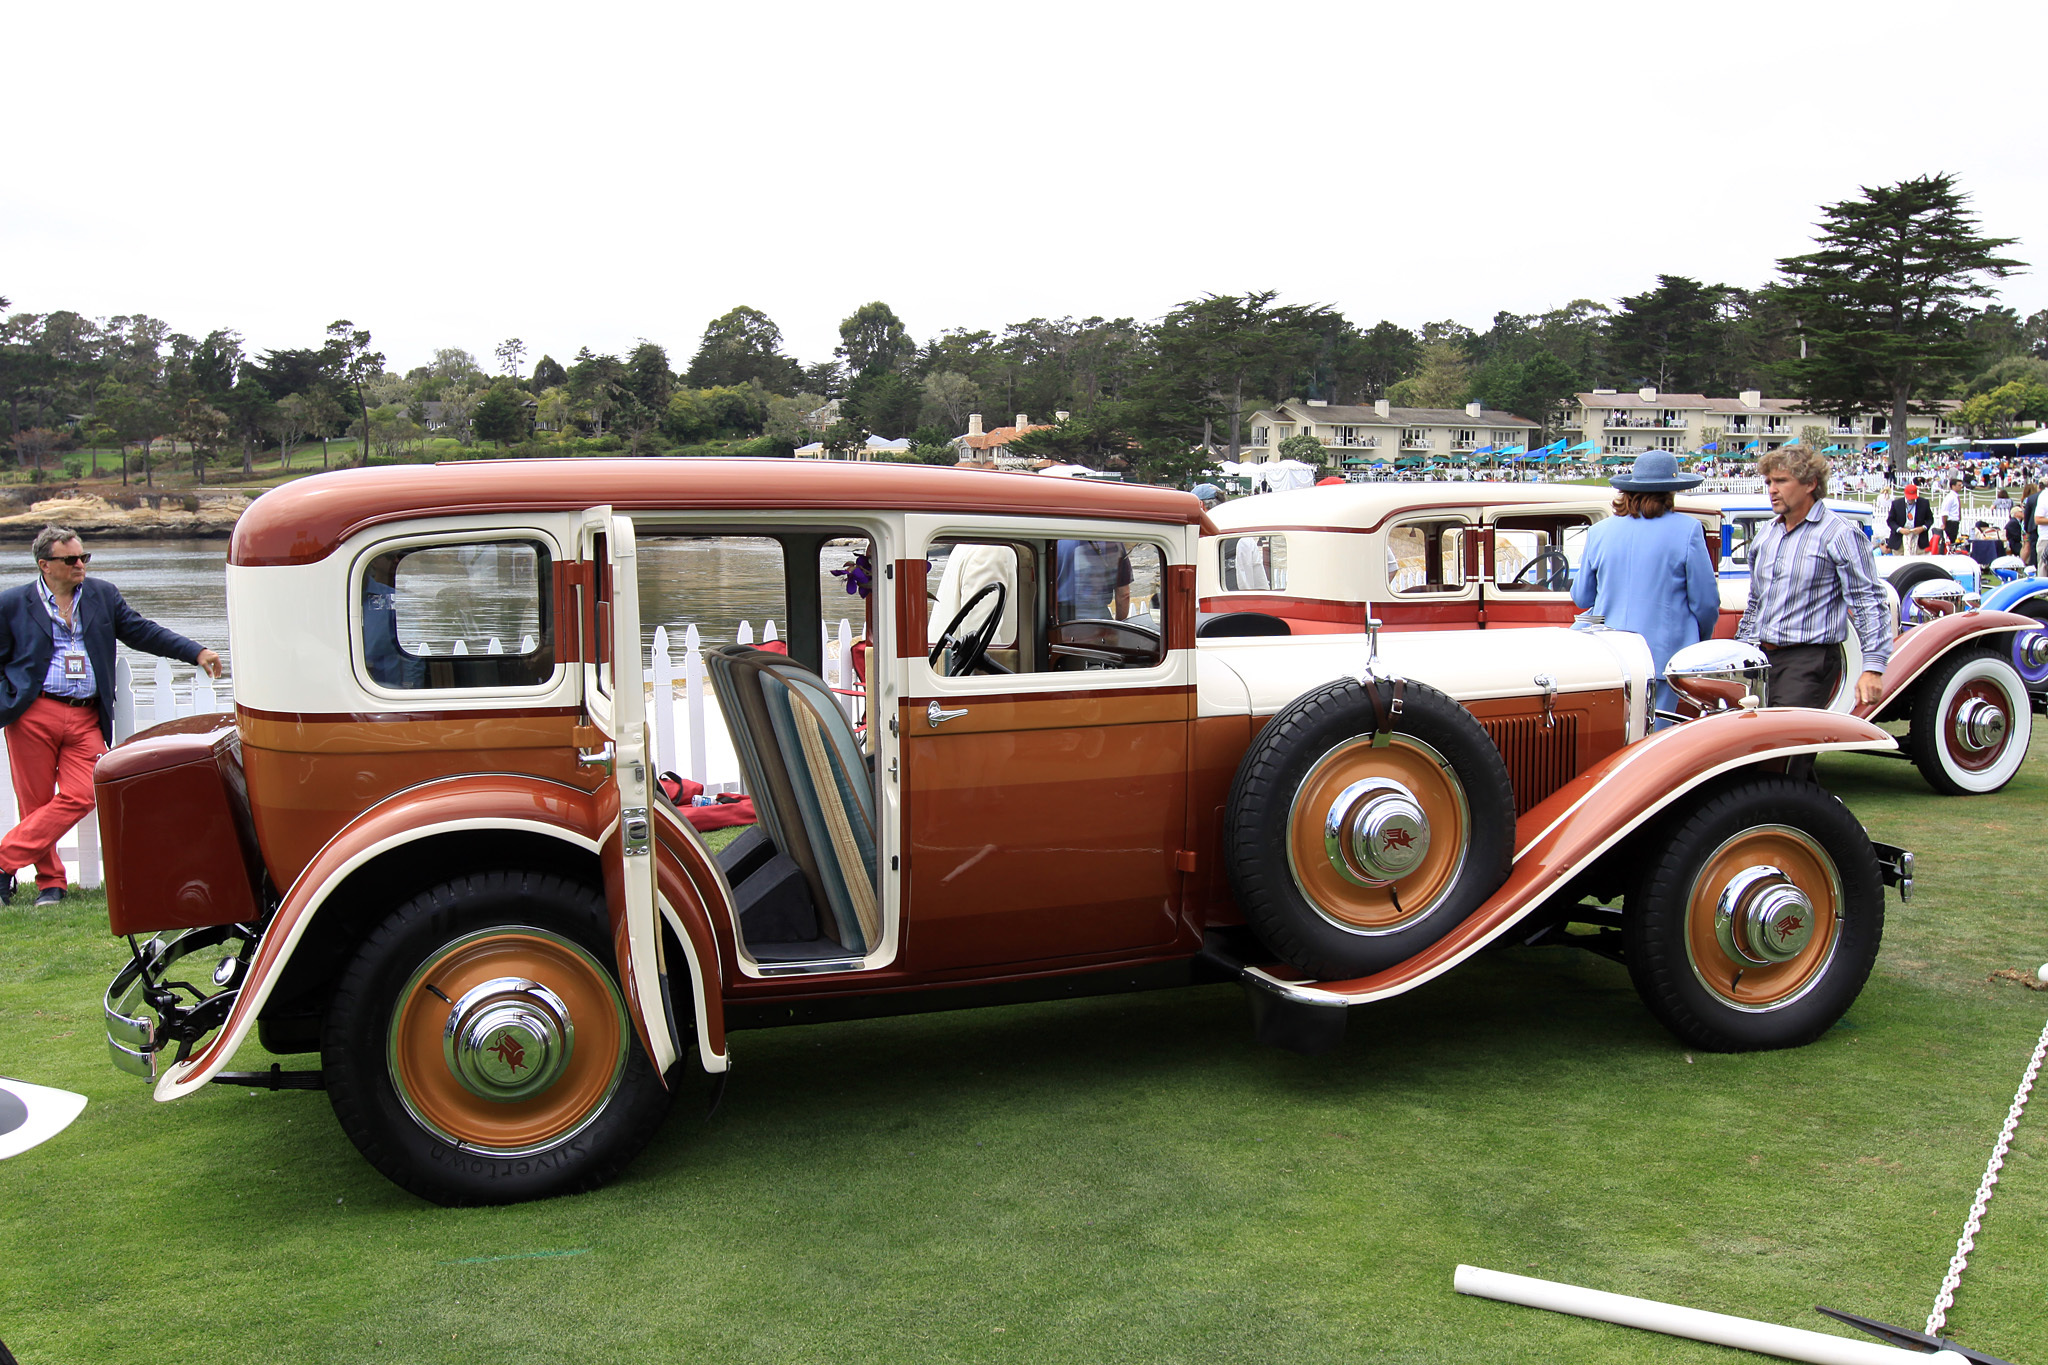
[1201,482,2033,795]
[100,461,1909,1205]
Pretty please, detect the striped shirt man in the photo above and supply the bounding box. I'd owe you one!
[1735,499,1892,675]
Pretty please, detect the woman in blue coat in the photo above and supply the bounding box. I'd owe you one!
[1571,451,1720,725]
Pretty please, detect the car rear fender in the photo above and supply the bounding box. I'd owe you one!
[1243,707,1896,1008]
[1981,578,2048,615]
[1858,608,2035,721]
[650,801,732,1074]
[152,775,637,1100]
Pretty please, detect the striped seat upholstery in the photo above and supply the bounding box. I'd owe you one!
[705,646,878,954]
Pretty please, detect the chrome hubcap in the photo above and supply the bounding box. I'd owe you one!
[1953,697,2007,752]
[1323,778,1431,887]
[1715,865,1814,966]
[2021,632,2048,670]
[442,976,574,1102]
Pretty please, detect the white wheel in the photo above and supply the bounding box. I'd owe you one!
[1909,650,2030,795]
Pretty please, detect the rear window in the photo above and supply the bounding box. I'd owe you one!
[1220,534,1286,591]
[362,540,554,690]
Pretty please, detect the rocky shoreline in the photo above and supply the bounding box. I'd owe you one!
[0,491,249,539]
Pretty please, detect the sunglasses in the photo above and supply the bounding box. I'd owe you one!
[41,554,90,566]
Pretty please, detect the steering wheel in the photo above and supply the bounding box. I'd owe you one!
[927,581,1010,675]
[1510,547,1570,590]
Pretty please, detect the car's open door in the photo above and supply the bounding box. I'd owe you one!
[574,507,678,1077]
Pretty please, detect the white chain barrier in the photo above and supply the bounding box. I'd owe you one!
[1925,1008,2048,1337]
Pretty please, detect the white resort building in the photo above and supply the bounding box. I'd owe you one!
[1236,399,1541,469]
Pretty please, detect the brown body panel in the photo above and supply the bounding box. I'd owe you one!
[897,687,1195,972]
[237,707,598,887]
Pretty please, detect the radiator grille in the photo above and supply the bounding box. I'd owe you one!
[1481,712,1579,814]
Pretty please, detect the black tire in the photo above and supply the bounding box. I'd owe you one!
[1624,775,1883,1052]
[1886,560,1954,596]
[1224,677,1514,978]
[323,871,674,1206]
[1907,648,2030,795]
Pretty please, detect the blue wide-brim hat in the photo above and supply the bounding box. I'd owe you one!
[1611,450,1702,492]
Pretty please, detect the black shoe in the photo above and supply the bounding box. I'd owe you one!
[0,871,13,906]
[34,887,65,907]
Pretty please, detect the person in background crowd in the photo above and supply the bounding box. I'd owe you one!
[1191,483,1222,512]
[2004,503,2026,558]
[1735,446,1891,782]
[1993,487,2014,524]
[1570,452,1719,728]
[1888,483,1933,554]
[2023,481,2041,566]
[1968,521,2003,569]
[1939,479,1963,549]
[0,526,222,906]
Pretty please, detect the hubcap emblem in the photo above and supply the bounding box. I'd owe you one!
[1324,778,1431,887]
[1715,865,1815,966]
[443,976,574,1102]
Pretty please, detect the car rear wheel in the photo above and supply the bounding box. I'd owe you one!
[1224,677,1515,978]
[323,871,673,1206]
[1908,649,2030,795]
[2005,597,2048,692]
[1624,775,1882,1051]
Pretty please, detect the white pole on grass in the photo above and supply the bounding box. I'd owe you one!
[1452,1266,1969,1365]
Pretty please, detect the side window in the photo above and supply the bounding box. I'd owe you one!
[1493,515,1591,592]
[929,536,1167,675]
[1727,517,1766,566]
[1219,534,1287,591]
[363,540,553,690]
[1386,519,1466,594]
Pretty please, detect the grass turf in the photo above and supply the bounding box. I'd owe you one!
[3,742,2046,1364]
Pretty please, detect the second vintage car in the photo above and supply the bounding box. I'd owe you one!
[1202,482,2035,796]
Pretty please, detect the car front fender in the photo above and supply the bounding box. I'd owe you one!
[1244,707,1896,1007]
[1858,609,2036,721]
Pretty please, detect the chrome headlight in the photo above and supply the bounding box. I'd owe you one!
[1906,578,1968,621]
[1666,639,1770,713]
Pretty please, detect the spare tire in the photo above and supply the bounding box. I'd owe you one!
[1224,677,1515,978]
[1886,560,1954,596]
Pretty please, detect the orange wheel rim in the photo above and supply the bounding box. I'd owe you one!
[1683,826,1842,1011]
[388,928,627,1155]
[1286,735,1469,932]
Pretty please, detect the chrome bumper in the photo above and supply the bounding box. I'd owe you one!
[104,925,247,1080]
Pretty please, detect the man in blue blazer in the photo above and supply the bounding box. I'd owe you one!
[0,525,221,906]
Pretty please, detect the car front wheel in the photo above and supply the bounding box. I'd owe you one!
[323,871,673,1205]
[1908,649,2030,795]
[1624,776,1882,1052]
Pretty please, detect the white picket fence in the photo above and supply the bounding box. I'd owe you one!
[2,621,862,891]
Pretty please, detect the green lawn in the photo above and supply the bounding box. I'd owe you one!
[3,745,2045,1363]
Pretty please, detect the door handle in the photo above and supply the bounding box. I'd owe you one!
[927,700,968,728]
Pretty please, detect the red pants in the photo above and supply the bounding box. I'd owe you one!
[1,697,106,890]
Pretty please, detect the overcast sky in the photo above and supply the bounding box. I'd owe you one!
[8,0,2045,377]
